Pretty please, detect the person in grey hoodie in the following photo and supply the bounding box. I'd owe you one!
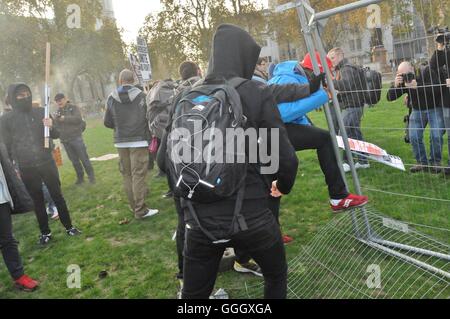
[104,69,159,220]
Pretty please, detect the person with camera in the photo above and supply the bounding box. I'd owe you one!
[53,93,95,185]
[430,28,450,175]
[387,62,445,173]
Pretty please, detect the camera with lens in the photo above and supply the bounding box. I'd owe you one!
[428,26,450,49]
[401,72,416,84]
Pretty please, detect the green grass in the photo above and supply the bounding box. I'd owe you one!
[0,91,449,299]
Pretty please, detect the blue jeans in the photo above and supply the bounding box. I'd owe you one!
[409,108,445,165]
[341,107,368,164]
[443,108,450,166]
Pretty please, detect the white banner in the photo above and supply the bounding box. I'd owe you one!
[336,136,387,156]
[336,136,405,171]
[136,37,152,82]
[359,152,405,171]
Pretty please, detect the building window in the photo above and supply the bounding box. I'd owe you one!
[349,39,355,51]
[356,38,362,51]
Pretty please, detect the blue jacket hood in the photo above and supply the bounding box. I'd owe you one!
[273,61,297,77]
[269,61,328,125]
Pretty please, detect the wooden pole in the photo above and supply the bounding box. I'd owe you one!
[44,42,51,148]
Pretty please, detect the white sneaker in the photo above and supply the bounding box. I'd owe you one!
[355,163,370,170]
[140,209,159,219]
[343,163,351,173]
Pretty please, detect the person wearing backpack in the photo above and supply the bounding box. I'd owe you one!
[104,70,159,220]
[147,79,178,179]
[160,61,203,281]
[231,60,321,267]
[53,93,95,185]
[328,47,370,171]
[159,24,299,299]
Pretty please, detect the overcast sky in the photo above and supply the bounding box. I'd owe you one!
[112,0,269,44]
[112,0,162,44]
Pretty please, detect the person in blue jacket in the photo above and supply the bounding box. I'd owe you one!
[267,59,368,224]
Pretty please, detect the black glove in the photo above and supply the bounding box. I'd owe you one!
[309,73,326,94]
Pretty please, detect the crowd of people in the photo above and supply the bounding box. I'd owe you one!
[0,22,448,298]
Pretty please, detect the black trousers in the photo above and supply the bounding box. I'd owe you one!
[63,137,95,182]
[182,208,287,299]
[175,197,254,277]
[285,124,347,199]
[20,161,73,235]
[0,203,24,280]
[267,124,348,225]
[175,197,185,277]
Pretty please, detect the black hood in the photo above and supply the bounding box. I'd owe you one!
[7,83,32,111]
[206,24,261,80]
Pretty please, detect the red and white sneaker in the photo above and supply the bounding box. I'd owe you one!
[282,235,294,244]
[330,194,368,213]
[14,275,39,292]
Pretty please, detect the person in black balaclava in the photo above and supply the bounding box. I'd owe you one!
[159,24,299,299]
[0,84,82,245]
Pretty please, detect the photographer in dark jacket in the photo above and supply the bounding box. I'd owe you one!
[0,142,39,291]
[430,40,450,175]
[159,24,298,299]
[53,93,95,185]
[387,62,445,173]
[328,47,369,170]
[0,84,81,245]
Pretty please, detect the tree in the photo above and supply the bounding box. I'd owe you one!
[140,0,266,79]
[0,0,126,105]
[267,0,391,56]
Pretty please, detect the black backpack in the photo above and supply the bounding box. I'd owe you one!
[166,77,249,243]
[347,64,382,106]
[147,80,178,138]
[363,67,382,105]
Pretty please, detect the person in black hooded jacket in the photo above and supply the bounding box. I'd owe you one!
[430,45,450,175]
[159,24,298,299]
[0,84,81,245]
